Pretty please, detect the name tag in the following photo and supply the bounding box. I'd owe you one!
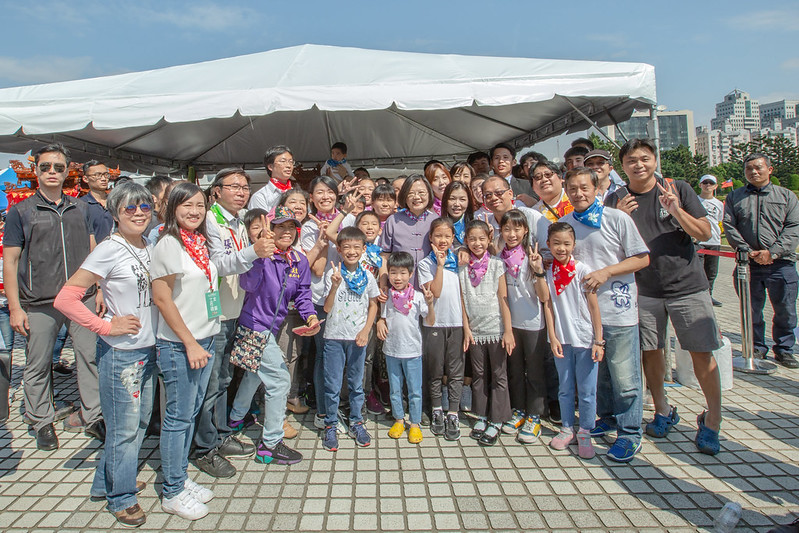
[206,290,222,319]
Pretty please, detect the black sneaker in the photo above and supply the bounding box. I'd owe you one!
[255,440,303,465]
[478,423,501,446]
[195,449,236,478]
[36,423,58,451]
[218,435,255,458]
[52,362,73,375]
[431,410,445,436]
[420,411,431,427]
[775,352,799,369]
[444,414,460,441]
[711,298,722,307]
[85,419,106,442]
[548,400,562,424]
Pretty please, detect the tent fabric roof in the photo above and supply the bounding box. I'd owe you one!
[0,44,656,172]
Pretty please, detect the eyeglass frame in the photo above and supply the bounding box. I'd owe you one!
[38,162,67,173]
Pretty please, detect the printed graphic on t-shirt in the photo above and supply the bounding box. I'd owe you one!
[131,263,152,309]
[610,281,632,310]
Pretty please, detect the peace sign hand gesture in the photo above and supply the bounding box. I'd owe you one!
[656,181,681,216]
[421,283,435,306]
[330,261,343,287]
[528,242,544,274]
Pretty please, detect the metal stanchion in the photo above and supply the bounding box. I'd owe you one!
[732,249,777,374]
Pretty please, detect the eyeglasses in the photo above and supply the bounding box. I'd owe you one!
[87,172,111,179]
[274,158,295,166]
[482,189,510,200]
[38,162,67,173]
[406,191,429,199]
[532,171,557,182]
[122,204,152,215]
[219,184,251,193]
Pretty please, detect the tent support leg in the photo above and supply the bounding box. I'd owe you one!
[650,105,663,173]
[561,97,621,149]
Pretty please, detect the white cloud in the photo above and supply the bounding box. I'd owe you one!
[0,56,96,86]
[726,10,799,32]
[781,58,799,70]
[129,4,260,31]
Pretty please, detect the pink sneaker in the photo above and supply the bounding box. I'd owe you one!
[365,390,385,416]
[577,428,595,459]
[550,427,575,450]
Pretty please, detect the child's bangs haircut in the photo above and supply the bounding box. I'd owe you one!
[355,210,380,226]
[243,208,269,231]
[331,141,348,154]
[387,251,415,273]
[500,209,531,249]
[429,217,455,236]
[337,226,367,247]
[547,221,576,240]
[465,219,491,239]
[372,183,397,202]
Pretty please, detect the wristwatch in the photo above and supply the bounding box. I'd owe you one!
[593,340,606,347]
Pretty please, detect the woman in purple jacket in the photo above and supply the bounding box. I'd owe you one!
[228,207,319,465]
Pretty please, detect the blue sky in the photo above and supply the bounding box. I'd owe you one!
[1,0,798,163]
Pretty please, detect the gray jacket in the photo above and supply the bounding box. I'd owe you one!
[723,182,799,263]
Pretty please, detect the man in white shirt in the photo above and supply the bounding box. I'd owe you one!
[248,145,295,213]
[696,175,724,307]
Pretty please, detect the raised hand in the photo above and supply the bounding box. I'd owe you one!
[656,181,680,216]
[434,247,447,265]
[342,193,359,215]
[330,261,343,286]
[528,242,544,274]
[422,284,435,306]
[254,214,276,258]
[616,194,639,216]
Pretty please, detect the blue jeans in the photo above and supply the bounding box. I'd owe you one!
[52,324,68,364]
[554,345,598,431]
[596,325,642,442]
[312,304,328,414]
[194,319,236,454]
[230,335,291,447]
[157,337,214,498]
[323,339,365,427]
[0,305,15,421]
[386,355,423,424]
[748,260,798,354]
[90,340,156,511]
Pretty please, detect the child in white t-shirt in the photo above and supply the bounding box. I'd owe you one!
[542,222,604,460]
[377,252,435,444]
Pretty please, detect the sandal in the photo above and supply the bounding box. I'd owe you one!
[695,411,720,455]
[645,405,679,438]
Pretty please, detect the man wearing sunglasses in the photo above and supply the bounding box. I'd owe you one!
[80,160,114,242]
[3,144,104,451]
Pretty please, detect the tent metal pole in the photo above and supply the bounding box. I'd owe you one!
[650,105,663,173]
[562,97,620,149]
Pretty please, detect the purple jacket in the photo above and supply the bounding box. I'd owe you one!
[238,250,315,335]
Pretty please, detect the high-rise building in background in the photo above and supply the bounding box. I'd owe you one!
[606,110,695,153]
[759,99,799,129]
[711,90,761,131]
[695,126,751,167]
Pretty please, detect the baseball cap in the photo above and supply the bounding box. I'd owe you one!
[583,149,612,162]
[271,206,300,227]
[699,175,717,184]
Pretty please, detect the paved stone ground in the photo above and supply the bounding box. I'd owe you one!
[1,257,798,532]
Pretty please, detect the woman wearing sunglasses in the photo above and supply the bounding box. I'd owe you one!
[54,182,159,527]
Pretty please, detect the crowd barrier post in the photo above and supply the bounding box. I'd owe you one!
[732,249,777,374]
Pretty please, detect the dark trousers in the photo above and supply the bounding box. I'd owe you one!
[508,328,548,417]
[194,318,236,455]
[424,326,465,409]
[748,260,798,355]
[468,340,511,423]
[699,244,720,294]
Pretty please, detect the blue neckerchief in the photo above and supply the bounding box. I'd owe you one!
[341,263,369,295]
[427,249,459,274]
[327,158,346,168]
[364,243,383,269]
[573,198,604,228]
[452,216,466,244]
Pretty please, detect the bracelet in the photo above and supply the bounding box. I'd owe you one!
[593,340,606,347]
[534,271,546,278]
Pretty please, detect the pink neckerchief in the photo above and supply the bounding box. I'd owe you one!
[315,209,339,223]
[432,196,442,216]
[468,251,490,287]
[500,244,525,278]
[390,285,415,315]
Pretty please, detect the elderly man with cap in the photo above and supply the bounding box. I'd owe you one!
[696,175,724,306]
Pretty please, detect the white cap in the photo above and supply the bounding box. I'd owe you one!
[699,174,717,184]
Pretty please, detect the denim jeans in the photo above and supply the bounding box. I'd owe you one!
[323,339,366,427]
[229,335,291,447]
[312,304,328,414]
[386,355,423,424]
[554,344,598,431]
[90,340,156,511]
[596,325,643,442]
[0,305,15,421]
[194,318,237,455]
[52,324,68,364]
[157,337,214,498]
[748,260,799,354]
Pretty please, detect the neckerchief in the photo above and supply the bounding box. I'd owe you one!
[432,197,442,216]
[500,245,525,278]
[364,242,383,269]
[400,208,430,223]
[390,285,415,316]
[427,249,458,274]
[273,247,297,267]
[468,252,490,287]
[327,158,346,168]
[572,198,604,228]
[179,228,212,288]
[552,257,577,295]
[341,263,369,296]
[315,209,339,223]
[271,177,292,193]
[452,215,466,244]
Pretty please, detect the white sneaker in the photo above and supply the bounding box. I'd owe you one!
[184,478,213,504]
[162,488,209,520]
[314,415,345,434]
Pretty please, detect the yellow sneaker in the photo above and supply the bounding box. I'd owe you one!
[388,420,406,439]
[408,426,423,444]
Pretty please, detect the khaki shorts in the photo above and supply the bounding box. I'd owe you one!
[638,291,722,353]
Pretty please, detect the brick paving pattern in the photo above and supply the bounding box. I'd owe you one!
[1,258,797,531]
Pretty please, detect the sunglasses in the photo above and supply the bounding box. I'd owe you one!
[123,203,152,215]
[38,162,67,173]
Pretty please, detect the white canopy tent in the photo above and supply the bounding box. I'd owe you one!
[0,44,656,174]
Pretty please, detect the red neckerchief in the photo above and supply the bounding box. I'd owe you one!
[179,228,212,288]
[273,247,296,266]
[271,177,292,193]
[552,257,577,296]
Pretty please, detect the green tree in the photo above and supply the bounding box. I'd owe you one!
[730,135,799,187]
[659,144,709,187]
[588,133,624,180]
[789,174,799,190]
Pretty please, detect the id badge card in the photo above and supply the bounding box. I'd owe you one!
[205,290,222,319]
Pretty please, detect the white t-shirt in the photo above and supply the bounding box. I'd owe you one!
[322,269,380,341]
[503,258,544,331]
[561,208,649,327]
[320,161,354,181]
[300,219,340,305]
[698,196,724,246]
[546,260,595,349]
[381,291,428,358]
[81,236,158,349]
[150,234,221,342]
[416,256,462,327]
[248,181,283,213]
